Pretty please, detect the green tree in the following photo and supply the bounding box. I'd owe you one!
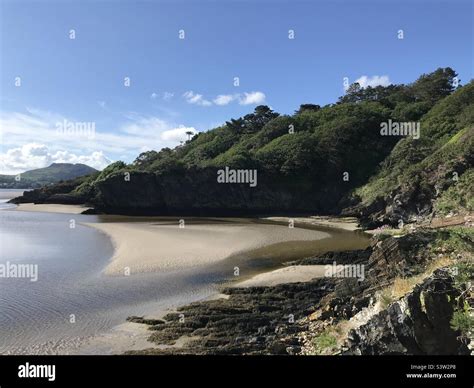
[296,104,321,114]
[226,105,279,134]
[412,67,458,103]
[133,151,159,166]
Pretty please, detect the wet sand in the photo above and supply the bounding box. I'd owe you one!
[84,221,331,275]
[231,265,329,287]
[14,203,91,214]
[263,216,360,231]
[6,201,370,354]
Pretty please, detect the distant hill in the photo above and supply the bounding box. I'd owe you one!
[0,163,98,189]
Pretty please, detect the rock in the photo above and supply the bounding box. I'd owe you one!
[343,269,470,355]
[285,346,300,355]
[286,248,371,266]
[126,316,166,325]
[126,230,471,356]
[128,278,336,355]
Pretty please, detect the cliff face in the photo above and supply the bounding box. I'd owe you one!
[10,175,91,204]
[343,133,474,228]
[90,168,347,215]
[301,228,473,356]
[9,168,350,215]
[343,268,470,355]
[344,83,474,228]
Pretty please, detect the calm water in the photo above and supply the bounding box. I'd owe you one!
[0,189,370,354]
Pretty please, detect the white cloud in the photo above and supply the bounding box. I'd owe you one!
[160,126,197,142]
[162,91,174,101]
[119,116,170,136]
[183,91,266,107]
[238,91,266,105]
[355,75,391,88]
[183,91,212,106]
[119,117,197,142]
[150,92,158,99]
[213,94,237,106]
[0,109,199,174]
[0,143,111,174]
[51,150,111,170]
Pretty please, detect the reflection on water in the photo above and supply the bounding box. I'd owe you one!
[0,190,370,354]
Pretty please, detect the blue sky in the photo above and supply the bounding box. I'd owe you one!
[0,0,472,174]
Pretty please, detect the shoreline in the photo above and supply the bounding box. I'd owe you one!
[78,216,363,354]
[262,216,360,231]
[13,203,91,214]
[10,203,361,230]
[7,201,371,354]
[230,264,329,287]
[125,227,472,355]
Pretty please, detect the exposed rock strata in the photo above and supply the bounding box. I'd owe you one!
[127,231,471,355]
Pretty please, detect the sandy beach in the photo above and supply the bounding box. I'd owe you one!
[231,265,329,287]
[84,221,331,275]
[2,199,370,355]
[263,216,360,231]
[14,203,91,214]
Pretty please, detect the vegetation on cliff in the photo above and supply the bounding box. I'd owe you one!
[11,68,473,224]
[349,79,474,227]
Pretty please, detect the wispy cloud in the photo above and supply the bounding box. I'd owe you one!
[0,108,198,174]
[355,75,391,88]
[151,91,174,101]
[185,91,266,106]
[162,91,174,101]
[213,94,238,106]
[183,91,212,106]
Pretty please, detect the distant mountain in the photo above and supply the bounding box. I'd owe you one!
[0,163,98,189]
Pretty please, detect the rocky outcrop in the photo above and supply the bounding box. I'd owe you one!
[343,139,474,229]
[129,230,471,356]
[88,168,351,216]
[127,279,338,355]
[343,268,470,355]
[342,182,437,229]
[285,248,371,266]
[9,167,352,215]
[8,175,90,205]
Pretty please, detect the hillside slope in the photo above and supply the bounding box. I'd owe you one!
[11,68,473,220]
[344,82,474,227]
[0,163,98,189]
